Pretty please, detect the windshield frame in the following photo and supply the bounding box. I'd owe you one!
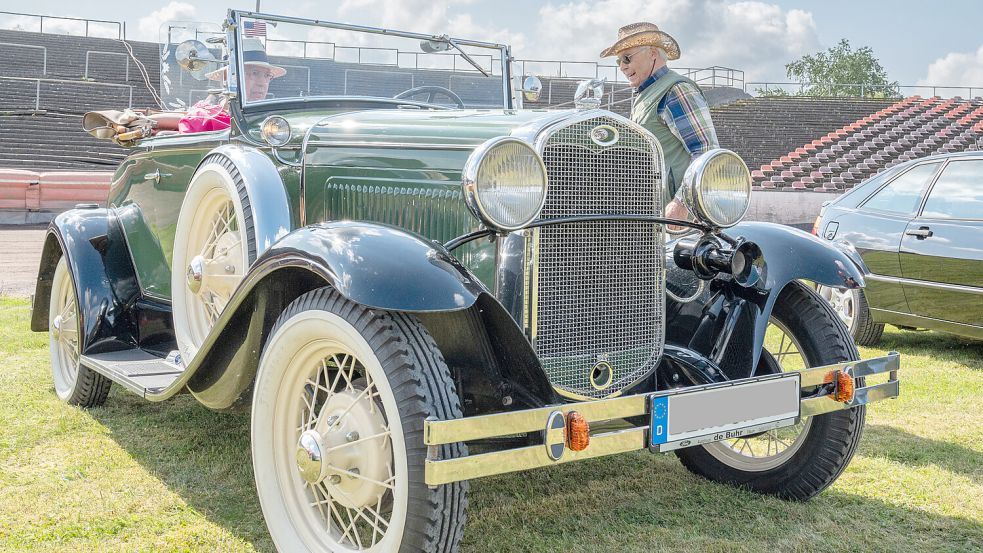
[224,9,514,113]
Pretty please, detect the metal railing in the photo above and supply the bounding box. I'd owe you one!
[512,59,745,89]
[0,11,123,40]
[747,81,983,100]
[84,50,129,81]
[0,76,133,111]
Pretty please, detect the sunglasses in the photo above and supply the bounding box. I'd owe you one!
[617,51,641,65]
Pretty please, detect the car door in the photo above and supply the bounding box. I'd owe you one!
[899,157,983,327]
[836,160,944,313]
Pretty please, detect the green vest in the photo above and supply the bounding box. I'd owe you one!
[630,69,701,204]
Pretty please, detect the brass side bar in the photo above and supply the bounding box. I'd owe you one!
[801,380,901,417]
[798,352,900,387]
[425,427,647,485]
[424,394,648,446]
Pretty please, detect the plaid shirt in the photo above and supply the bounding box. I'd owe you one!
[638,66,719,158]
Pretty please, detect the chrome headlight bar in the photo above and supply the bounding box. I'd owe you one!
[462,137,548,232]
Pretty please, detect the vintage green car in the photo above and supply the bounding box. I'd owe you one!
[32,10,901,553]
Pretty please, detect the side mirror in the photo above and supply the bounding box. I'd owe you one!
[174,39,221,80]
[520,76,542,102]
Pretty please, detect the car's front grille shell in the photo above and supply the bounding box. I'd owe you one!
[531,115,665,399]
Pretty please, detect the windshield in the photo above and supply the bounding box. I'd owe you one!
[228,12,510,109]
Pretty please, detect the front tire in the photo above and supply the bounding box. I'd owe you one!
[48,257,111,407]
[676,281,866,500]
[252,287,468,552]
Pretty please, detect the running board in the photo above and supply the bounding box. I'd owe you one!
[81,350,183,397]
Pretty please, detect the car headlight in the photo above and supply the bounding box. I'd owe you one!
[678,149,751,228]
[462,137,548,231]
[260,115,291,147]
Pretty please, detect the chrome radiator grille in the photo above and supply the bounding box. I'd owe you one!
[532,115,665,399]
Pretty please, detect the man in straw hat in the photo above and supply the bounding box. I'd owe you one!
[601,22,719,222]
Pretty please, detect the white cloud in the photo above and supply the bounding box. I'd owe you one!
[918,43,983,89]
[529,0,819,82]
[138,1,198,41]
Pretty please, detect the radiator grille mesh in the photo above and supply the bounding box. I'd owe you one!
[533,116,666,398]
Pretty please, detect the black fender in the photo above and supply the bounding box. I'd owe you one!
[182,221,502,409]
[31,207,141,353]
[668,221,866,375]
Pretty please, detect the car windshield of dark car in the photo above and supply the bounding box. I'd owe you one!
[234,16,507,109]
[921,159,983,220]
[861,161,942,215]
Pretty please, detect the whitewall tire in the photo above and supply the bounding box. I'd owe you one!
[171,155,256,362]
[252,288,468,552]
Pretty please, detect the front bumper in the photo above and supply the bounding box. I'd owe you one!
[424,352,900,486]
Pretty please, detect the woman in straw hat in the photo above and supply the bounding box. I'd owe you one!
[601,22,719,222]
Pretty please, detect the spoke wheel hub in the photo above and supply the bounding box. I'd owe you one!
[300,387,391,509]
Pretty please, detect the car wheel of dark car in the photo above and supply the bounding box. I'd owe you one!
[818,285,885,346]
[171,154,257,361]
[251,287,468,552]
[48,257,112,407]
[675,282,866,501]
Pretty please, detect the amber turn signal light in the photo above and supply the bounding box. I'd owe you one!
[566,411,590,451]
[824,370,855,403]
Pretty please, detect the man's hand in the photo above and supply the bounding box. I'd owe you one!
[665,198,690,232]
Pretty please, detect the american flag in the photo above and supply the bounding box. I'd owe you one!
[244,21,267,38]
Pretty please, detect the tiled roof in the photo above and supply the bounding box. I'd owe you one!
[751,96,983,191]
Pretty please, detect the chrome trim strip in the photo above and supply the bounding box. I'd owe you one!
[867,274,983,295]
[797,351,900,387]
[801,379,900,417]
[304,140,478,151]
[426,427,647,486]
[425,394,648,445]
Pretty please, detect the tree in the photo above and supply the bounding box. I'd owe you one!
[759,39,901,98]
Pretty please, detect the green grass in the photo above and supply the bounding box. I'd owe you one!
[1,296,981,552]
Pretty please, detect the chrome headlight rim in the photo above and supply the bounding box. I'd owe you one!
[679,148,752,229]
[462,136,549,232]
[260,115,291,147]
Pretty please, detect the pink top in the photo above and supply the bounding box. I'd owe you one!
[178,100,231,133]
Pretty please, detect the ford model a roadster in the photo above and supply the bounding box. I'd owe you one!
[33,10,900,552]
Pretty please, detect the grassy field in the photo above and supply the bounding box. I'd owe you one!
[1,295,981,552]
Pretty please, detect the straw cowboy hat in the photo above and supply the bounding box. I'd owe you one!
[599,22,680,60]
[206,38,286,80]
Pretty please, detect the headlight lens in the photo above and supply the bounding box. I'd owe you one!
[260,115,291,147]
[679,149,751,228]
[463,137,548,231]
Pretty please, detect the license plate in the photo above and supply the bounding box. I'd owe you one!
[649,373,801,452]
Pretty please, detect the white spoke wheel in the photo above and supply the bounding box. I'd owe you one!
[252,288,467,552]
[675,281,867,501]
[818,285,884,346]
[48,257,111,406]
[172,155,256,361]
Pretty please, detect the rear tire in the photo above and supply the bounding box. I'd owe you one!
[48,257,111,407]
[251,287,468,552]
[676,281,866,501]
[818,285,884,346]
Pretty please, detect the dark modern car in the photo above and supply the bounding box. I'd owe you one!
[816,151,983,345]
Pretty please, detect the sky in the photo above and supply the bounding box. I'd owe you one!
[2,0,982,94]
